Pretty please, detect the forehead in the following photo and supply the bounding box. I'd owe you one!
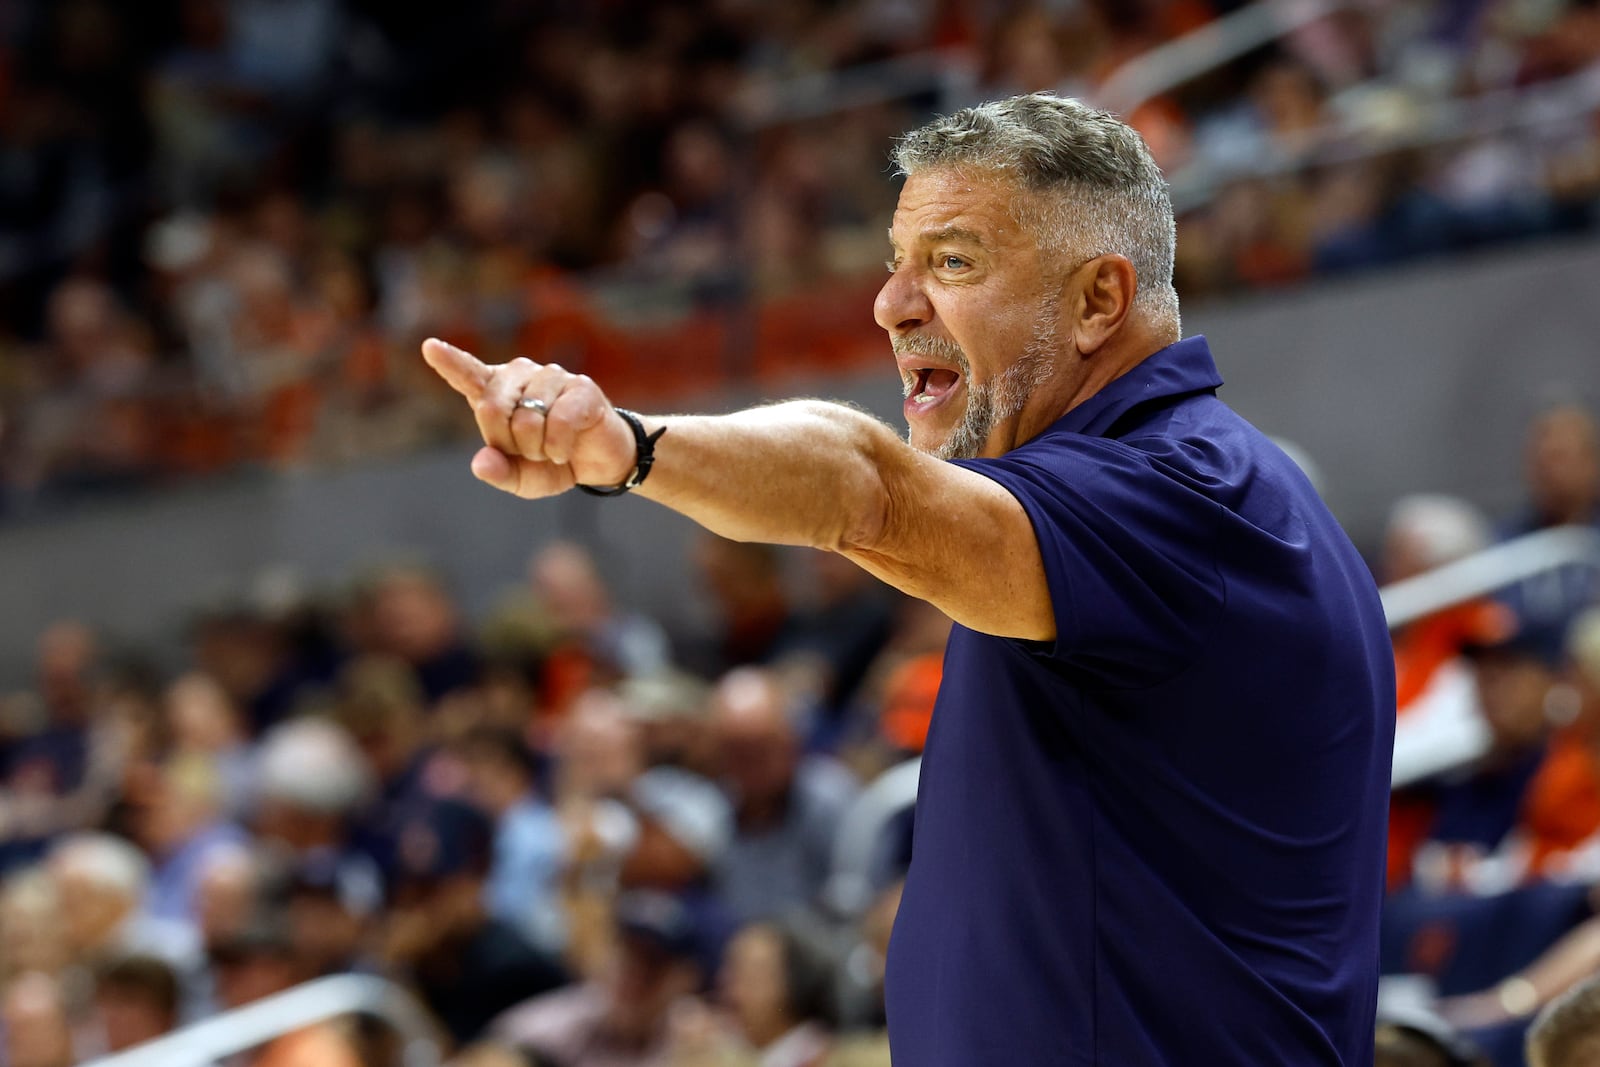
[889,168,1028,249]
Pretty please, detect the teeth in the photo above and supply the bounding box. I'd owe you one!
[913,393,937,405]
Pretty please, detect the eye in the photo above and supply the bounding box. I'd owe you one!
[939,254,968,271]
[885,258,900,274]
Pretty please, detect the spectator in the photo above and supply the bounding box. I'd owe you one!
[5,622,99,806]
[164,671,254,819]
[1385,494,1500,886]
[606,764,738,988]
[91,954,181,1054]
[378,800,566,1048]
[619,672,718,779]
[1500,404,1600,661]
[284,857,380,980]
[210,918,362,1067]
[692,538,799,675]
[46,832,201,988]
[127,753,249,925]
[830,882,900,1064]
[777,552,897,739]
[529,540,671,682]
[492,890,706,1067]
[187,607,303,734]
[709,670,858,923]
[1410,619,1565,894]
[1,971,76,1067]
[455,726,568,955]
[331,655,453,884]
[367,566,483,703]
[713,920,837,1067]
[0,870,69,988]
[251,715,380,901]
[192,843,267,956]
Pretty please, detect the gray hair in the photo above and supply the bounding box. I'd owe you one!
[48,833,150,902]
[255,717,374,816]
[893,92,1179,333]
[1385,494,1490,569]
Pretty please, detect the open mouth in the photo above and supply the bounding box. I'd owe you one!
[904,366,962,415]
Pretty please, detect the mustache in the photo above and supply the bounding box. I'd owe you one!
[892,333,967,365]
[892,333,968,396]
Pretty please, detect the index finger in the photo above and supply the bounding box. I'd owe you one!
[421,337,492,401]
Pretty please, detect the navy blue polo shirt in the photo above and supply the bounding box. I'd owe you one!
[884,336,1395,1066]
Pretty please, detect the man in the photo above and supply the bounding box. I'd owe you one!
[92,955,182,1054]
[210,918,362,1067]
[708,668,859,923]
[490,890,707,1067]
[454,726,568,954]
[377,798,567,1047]
[1499,404,1600,662]
[1,971,76,1067]
[47,833,204,1017]
[424,92,1394,1064]
[128,752,250,926]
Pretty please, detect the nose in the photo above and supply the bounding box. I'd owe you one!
[874,266,933,334]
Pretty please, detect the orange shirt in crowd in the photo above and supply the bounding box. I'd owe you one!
[1387,601,1512,889]
[1520,729,1600,877]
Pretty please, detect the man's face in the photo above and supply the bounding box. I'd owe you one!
[603,936,698,1043]
[876,168,1071,459]
[1527,407,1600,522]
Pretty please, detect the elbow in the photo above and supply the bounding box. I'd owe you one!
[832,432,897,557]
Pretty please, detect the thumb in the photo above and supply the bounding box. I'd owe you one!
[469,447,577,499]
[421,337,491,401]
[469,446,518,491]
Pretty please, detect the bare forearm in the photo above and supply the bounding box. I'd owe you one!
[634,400,898,551]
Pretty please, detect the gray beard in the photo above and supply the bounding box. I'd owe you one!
[916,303,1061,461]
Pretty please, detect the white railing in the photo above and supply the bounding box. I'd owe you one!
[1095,0,1368,116]
[1381,525,1600,631]
[823,525,1600,912]
[75,974,444,1067]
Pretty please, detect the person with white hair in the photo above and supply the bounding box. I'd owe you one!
[1384,495,1501,794]
[47,833,201,978]
[250,716,383,919]
[2,970,76,1067]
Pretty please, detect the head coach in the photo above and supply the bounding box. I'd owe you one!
[423,92,1396,1065]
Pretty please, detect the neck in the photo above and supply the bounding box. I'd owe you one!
[1004,324,1173,452]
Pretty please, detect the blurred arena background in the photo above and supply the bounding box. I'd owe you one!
[0,1,1598,1065]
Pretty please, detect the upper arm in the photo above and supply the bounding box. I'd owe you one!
[843,432,1227,685]
[841,449,1055,641]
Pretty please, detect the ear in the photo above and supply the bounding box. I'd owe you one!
[1066,255,1137,356]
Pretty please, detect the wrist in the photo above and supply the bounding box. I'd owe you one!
[578,408,666,497]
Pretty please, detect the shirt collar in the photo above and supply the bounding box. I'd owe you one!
[1053,335,1223,439]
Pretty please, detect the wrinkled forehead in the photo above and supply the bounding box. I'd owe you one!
[887,168,1033,251]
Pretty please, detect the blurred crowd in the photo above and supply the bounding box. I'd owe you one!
[0,522,949,1067]
[2,0,1600,513]
[0,401,1595,1067]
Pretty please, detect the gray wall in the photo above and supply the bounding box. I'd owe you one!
[3,236,1597,686]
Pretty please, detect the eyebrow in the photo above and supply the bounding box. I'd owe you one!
[886,225,991,253]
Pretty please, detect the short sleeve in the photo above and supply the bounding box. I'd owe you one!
[952,433,1225,688]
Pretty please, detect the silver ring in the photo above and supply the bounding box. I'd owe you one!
[518,397,549,416]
